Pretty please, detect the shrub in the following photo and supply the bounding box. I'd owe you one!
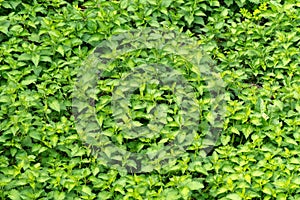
[0,0,299,199]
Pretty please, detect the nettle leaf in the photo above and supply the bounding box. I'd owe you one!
[1,0,299,199]
[220,135,230,145]
[188,181,204,190]
[230,126,240,135]
[225,193,242,200]
[184,14,194,26]
[49,99,60,112]
[0,17,10,35]
[8,189,21,200]
[251,170,264,177]
[18,53,32,61]
[161,0,173,8]
[56,45,65,56]
[31,54,40,67]
[242,125,253,139]
[2,1,21,9]
[244,174,251,184]
[0,95,10,103]
[284,137,297,146]
[82,185,93,195]
[292,177,300,185]
[120,0,129,9]
[21,75,37,86]
[97,191,112,200]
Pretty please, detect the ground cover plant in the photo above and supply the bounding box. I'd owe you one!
[0,0,299,199]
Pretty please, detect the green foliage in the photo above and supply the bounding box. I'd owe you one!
[0,0,299,199]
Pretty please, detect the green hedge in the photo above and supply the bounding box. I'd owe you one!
[0,0,299,199]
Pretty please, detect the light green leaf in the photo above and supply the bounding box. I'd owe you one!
[97,191,112,199]
[40,56,52,63]
[231,126,240,135]
[242,125,253,139]
[161,0,173,7]
[21,76,37,86]
[221,135,230,145]
[0,20,10,35]
[262,185,273,195]
[252,170,264,177]
[8,189,21,200]
[0,95,10,103]
[226,193,242,200]
[180,187,190,198]
[188,181,204,190]
[53,191,66,200]
[82,185,92,195]
[56,45,64,56]
[184,14,194,26]
[292,177,300,185]
[224,0,233,6]
[18,53,31,61]
[284,137,297,145]
[120,0,129,9]
[31,54,40,67]
[49,99,60,112]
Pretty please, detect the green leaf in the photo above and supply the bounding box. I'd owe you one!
[251,170,264,177]
[8,189,21,200]
[31,54,40,67]
[18,53,31,61]
[120,0,129,9]
[262,185,273,195]
[216,186,228,195]
[231,126,240,135]
[188,181,204,190]
[40,56,52,63]
[0,19,10,35]
[226,193,242,200]
[292,177,300,185]
[161,0,173,7]
[9,25,23,34]
[224,0,233,6]
[0,95,10,103]
[284,137,297,145]
[221,135,230,145]
[7,1,21,9]
[82,185,92,195]
[49,99,60,112]
[180,186,190,198]
[56,45,65,56]
[21,76,37,86]
[210,0,220,7]
[242,125,253,139]
[273,100,284,111]
[97,191,111,199]
[53,191,66,200]
[249,0,260,4]
[29,131,41,141]
[184,14,194,26]
[244,174,251,184]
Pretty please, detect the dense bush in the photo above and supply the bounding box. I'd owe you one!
[0,0,299,199]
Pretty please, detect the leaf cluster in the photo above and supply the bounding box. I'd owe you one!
[0,0,299,199]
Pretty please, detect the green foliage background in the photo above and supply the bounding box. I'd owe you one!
[0,0,299,199]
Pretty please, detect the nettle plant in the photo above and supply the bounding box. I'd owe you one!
[72,29,226,177]
[0,0,300,199]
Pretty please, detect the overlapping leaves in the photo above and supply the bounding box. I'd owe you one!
[0,0,299,199]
